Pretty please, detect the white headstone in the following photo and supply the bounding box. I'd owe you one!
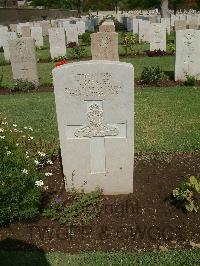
[175,30,200,81]
[150,23,166,51]
[76,21,86,35]
[66,24,79,44]
[31,26,43,47]
[53,61,134,194]
[48,28,67,59]
[133,18,139,34]
[139,20,150,43]
[2,32,17,62]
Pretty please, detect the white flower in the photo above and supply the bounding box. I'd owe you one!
[24,126,28,130]
[34,160,40,165]
[2,122,8,125]
[35,180,44,187]
[0,136,5,139]
[13,124,17,127]
[38,151,46,157]
[22,169,28,175]
[0,128,4,133]
[44,186,48,190]
[16,143,19,146]
[29,127,33,131]
[47,160,53,165]
[45,172,53,177]
[6,151,11,155]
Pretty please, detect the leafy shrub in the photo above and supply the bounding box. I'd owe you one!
[67,42,77,48]
[122,33,139,56]
[185,75,197,86]
[10,79,36,92]
[43,188,102,224]
[52,55,68,63]
[171,176,200,213]
[70,46,86,59]
[0,67,3,87]
[81,32,91,45]
[168,43,175,55]
[147,49,167,57]
[0,115,47,224]
[140,66,167,85]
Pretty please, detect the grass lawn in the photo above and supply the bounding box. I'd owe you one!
[1,87,200,154]
[0,249,199,266]
[0,55,174,88]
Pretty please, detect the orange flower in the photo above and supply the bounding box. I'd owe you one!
[55,59,68,68]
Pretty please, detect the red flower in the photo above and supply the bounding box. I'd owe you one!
[55,59,68,68]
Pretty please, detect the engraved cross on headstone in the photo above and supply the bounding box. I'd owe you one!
[66,101,127,174]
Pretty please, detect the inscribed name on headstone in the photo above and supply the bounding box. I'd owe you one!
[53,61,134,194]
[9,37,39,85]
[91,32,119,61]
[174,20,187,31]
[175,29,200,81]
[150,23,166,51]
[99,21,115,32]
[48,28,66,59]
[139,20,150,43]
[31,26,43,47]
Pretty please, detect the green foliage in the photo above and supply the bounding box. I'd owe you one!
[168,43,175,55]
[185,75,197,87]
[43,188,102,224]
[171,176,200,213]
[122,33,139,56]
[0,115,45,224]
[52,55,68,63]
[140,66,167,85]
[70,46,86,59]
[0,67,3,87]
[80,32,91,45]
[10,79,36,92]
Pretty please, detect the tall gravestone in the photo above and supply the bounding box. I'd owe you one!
[31,26,43,48]
[175,30,200,81]
[2,32,17,62]
[9,38,39,85]
[150,23,166,51]
[76,21,85,35]
[66,24,79,44]
[91,32,119,61]
[48,28,66,59]
[133,18,139,34]
[53,61,134,194]
[139,20,150,43]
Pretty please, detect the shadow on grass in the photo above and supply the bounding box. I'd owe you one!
[0,238,50,266]
[164,70,174,80]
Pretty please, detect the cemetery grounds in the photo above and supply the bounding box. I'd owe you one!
[0,32,200,265]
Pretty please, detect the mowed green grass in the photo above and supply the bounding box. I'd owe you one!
[0,249,200,266]
[1,87,200,153]
[0,55,174,88]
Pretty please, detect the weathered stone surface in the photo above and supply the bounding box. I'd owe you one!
[2,32,17,62]
[91,32,119,61]
[133,18,139,34]
[9,37,39,85]
[9,24,17,32]
[139,20,150,43]
[21,26,31,37]
[161,18,171,33]
[174,20,187,31]
[76,21,85,35]
[31,26,43,47]
[53,61,134,194]
[175,29,200,81]
[48,28,66,59]
[150,23,166,51]
[41,21,51,36]
[65,24,79,44]
[99,21,115,32]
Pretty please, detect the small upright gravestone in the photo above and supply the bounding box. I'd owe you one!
[31,26,43,48]
[175,29,200,81]
[150,23,166,51]
[53,61,134,194]
[65,24,79,44]
[9,37,39,85]
[174,20,187,31]
[139,20,150,43]
[91,32,119,61]
[48,28,66,59]
[21,26,31,37]
[2,32,17,62]
[99,21,115,32]
[133,18,139,34]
